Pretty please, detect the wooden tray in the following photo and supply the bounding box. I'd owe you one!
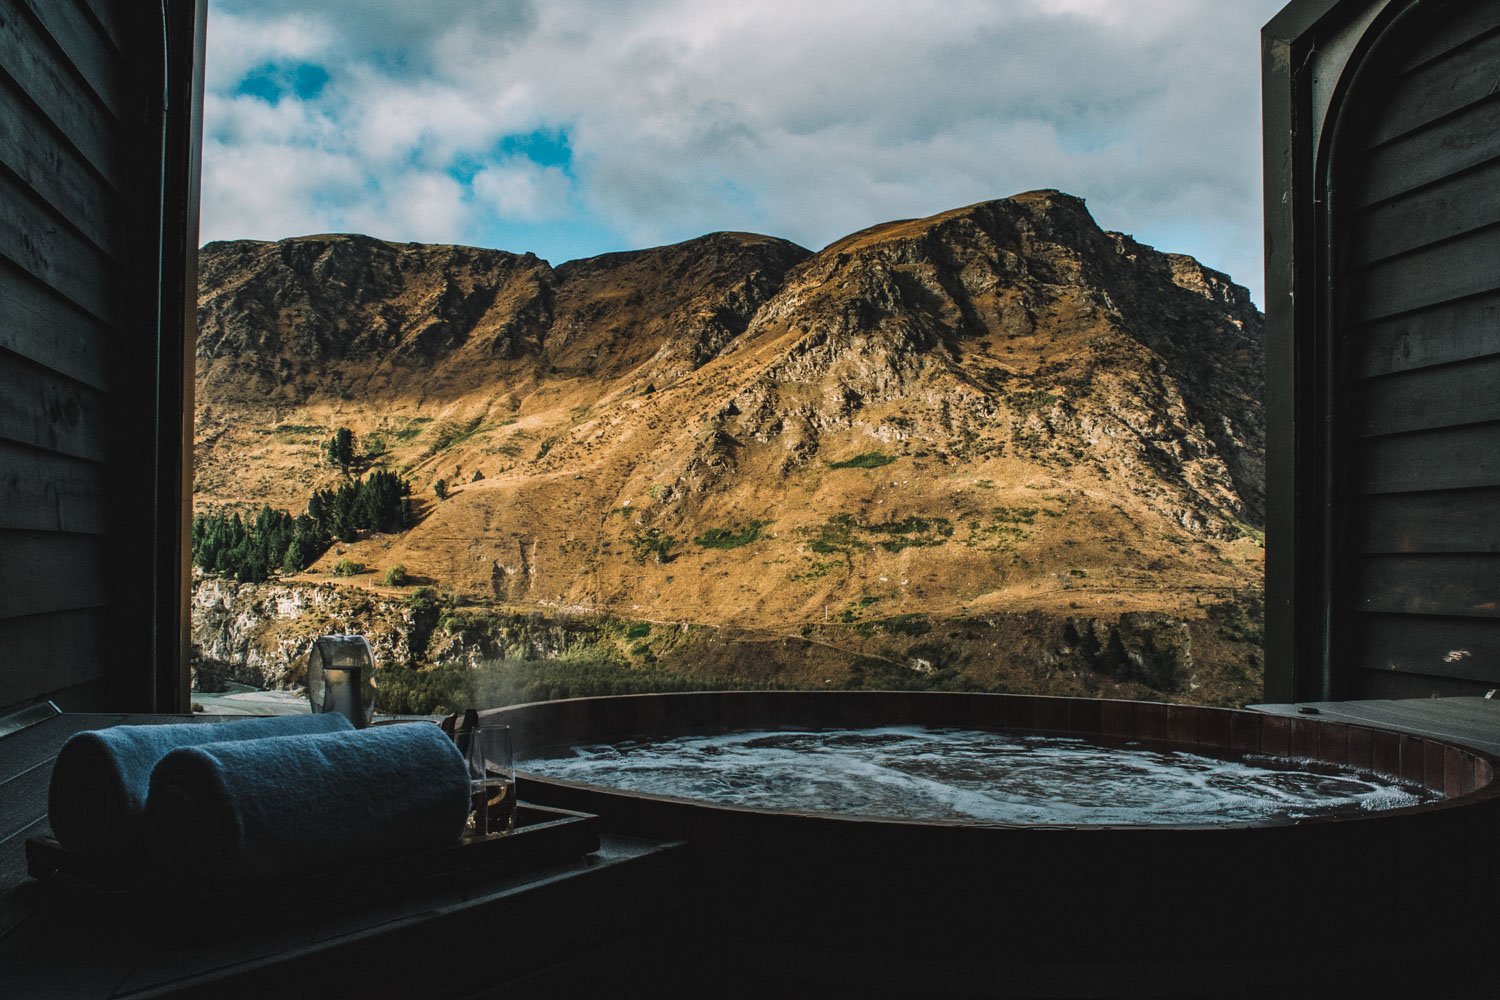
[25,803,600,910]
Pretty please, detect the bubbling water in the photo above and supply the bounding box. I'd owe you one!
[519,726,1440,826]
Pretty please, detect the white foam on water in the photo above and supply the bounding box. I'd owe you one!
[519,726,1440,826]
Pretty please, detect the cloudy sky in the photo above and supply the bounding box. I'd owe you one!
[202,0,1287,305]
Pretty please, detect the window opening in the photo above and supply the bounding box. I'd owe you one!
[188,1,1273,718]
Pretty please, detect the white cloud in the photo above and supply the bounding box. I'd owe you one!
[199,136,364,242]
[202,0,1287,301]
[472,161,572,222]
[202,9,335,90]
[342,172,471,244]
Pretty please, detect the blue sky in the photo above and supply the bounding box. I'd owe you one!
[202,0,1288,305]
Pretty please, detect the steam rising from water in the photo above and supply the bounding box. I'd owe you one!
[520,726,1438,826]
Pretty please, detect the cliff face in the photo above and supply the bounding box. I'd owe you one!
[191,574,412,691]
[190,573,589,692]
[194,190,1263,668]
[191,574,1264,709]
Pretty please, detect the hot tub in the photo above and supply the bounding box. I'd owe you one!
[488,691,1500,996]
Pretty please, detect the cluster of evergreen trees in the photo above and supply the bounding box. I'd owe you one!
[193,468,416,582]
[308,469,415,542]
[192,506,327,583]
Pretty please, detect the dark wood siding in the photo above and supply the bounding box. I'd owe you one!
[0,0,201,712]
[1331,0,1500,697]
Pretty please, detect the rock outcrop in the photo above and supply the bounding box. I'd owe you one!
[190,574,415,691]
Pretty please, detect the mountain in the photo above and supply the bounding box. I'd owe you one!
[193,190,1265,705]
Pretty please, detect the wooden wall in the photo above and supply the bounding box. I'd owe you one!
[1330,0,1500,697]
[0,0,202,713]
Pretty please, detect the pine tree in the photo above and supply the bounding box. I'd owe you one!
[281,514,327,573]
[326,427,355,474]
[307,488,334,535]
[332,482,359,542]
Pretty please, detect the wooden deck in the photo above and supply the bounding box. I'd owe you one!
[1249,695,1500,756]
[0,712,691,997]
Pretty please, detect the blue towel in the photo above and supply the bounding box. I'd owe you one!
[144,722,470,884]
[48,713,353,860]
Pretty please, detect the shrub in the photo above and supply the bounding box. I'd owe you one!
[373,662,469,716]
[627,528,676,564]
[694,521,767,550]
[881,613,931,637]
[801,514,867,556]
[383,564,409,586]
[466,653,762,711]
[407,586,440,613]
[1008,390,1060,416]
[827,451,896,470]
[626,622,652,639]
[424,416,485,456]
[377,650,783,716]
[332,558,365,577]
[863,516,952,537]
[434,479,448,500]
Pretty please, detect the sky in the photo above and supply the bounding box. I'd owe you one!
[202,0,1288,306]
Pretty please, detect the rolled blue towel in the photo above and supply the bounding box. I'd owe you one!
[144,722,470,884]
[48,713,353,860]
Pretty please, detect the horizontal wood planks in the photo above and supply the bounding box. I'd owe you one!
[1355,355,1500,436]
[0,0,126,191]
[0,713,165,938]
[1340,224,1500,325]
[15,0,129,130]
[0,66,133,260]
[1354,423,1500,494]
[1342,158,1500,268]
[0,758,55,847]
[1351,98,1500,208]
[0,609,113,709]
[1352,488,1500,553]
[1347,668,1494,700]
[1355,616,1500,683]
[0,352,115,462]
[0,0,173,713]
[0,165,126,325]
[0,440,111,534]
[1364,28,1500,148]
[1351,555,1500,618]
[0,532,112,619]
[1390,1,1500,76]
[76,0,127,60]
[1332,1,1500,699]
[0,714,135,786]
[1354,292,1500,377]
[0,268,117,391]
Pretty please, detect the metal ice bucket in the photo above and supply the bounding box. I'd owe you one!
[307,634,376,728]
